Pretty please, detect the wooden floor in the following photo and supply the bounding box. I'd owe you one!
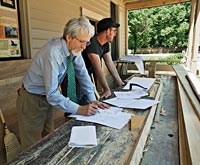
[141,75,179,165]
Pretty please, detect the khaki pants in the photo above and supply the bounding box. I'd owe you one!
[16,87,54,151]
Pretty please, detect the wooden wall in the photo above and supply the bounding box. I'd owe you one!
[0,60,31,163]
[0,60,65,163]
[0,0,126,144]
[21,0,126,90]
[22,0,126,58]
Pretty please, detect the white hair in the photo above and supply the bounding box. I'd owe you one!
[63,17,94,40]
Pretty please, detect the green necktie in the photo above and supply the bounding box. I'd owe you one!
[67,55,77,103]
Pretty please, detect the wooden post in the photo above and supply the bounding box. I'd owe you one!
[148,61,156,78]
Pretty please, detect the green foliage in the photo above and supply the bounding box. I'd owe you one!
[145,53,184,65]
[128,2,191,53]
[159,53,184,65]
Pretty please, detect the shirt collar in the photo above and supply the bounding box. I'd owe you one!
[61,38,71,58]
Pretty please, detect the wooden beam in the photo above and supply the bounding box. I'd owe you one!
[190,0,200,73]
[186,0,196,68]
[177,79,200,164]
[128,82,162,164]
[173,65,200,119]
[125,0,190,10]
[186,72,200,100]
[177,80,192,165]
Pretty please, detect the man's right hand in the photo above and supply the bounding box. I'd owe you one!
[76,103,98,116]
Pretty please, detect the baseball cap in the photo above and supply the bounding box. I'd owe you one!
[97,18,120,33]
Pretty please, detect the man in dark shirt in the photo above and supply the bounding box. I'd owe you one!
[82,18,124,99]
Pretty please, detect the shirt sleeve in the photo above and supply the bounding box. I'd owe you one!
[43,47,79,114]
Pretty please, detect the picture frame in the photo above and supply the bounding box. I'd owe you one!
[0,0,15,9]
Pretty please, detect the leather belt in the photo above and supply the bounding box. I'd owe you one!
[18,84,46,97]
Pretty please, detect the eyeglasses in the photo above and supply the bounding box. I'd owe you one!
[74,36,91,46]
[110,28,117,34]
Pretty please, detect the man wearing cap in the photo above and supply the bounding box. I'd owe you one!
[82,18,125,99]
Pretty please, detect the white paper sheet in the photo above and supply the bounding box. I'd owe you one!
[135,61,145,74]
[68,126,97,147]
[120,55,145,74]
[69,107,131,129]
[103,97,159,109]
[123,77,156,91]
[120,55,146,62]
[114,90,148,99]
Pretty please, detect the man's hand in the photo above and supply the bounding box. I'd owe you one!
[77,103,98,116]
[100,89,111,99]
[92,100,110,109]
[76,101,110,116]
[119,81,125,87]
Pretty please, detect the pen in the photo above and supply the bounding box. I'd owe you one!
[87,100,100,113]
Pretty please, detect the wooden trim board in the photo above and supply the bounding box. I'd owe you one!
[177,79,200,164]
[128,81,162,164]
[173,65,200,119]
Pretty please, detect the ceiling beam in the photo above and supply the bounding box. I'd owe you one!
[126,0,190,10]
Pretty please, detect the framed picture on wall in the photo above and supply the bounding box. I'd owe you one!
[0,0,15,9]
[0,0,22,59]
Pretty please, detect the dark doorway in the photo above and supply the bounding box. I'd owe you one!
[110,2,118,61]
[89,20,96,34]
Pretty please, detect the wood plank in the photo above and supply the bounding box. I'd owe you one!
[173,65,200,119]
[177,79,200,164]
[32,39,48,49]
[81,7,103,21]
[190,0,200,73]
[186,72,200,100]
[131,116,145,131]
[125,0,190,10]
[177,79,191,165]
[153,80,163,123]
[0,59,66,163]
[7,119,135,164]
[0,59,32,80]
[31,19,63,33]
[128,81,162,164]
[31,29,61,40]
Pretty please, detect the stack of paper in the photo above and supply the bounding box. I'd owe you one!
[103,77,159,109]
[114,90,148,99]
[103,97,159,109]
[68,126,97,148]
[120,55,145,62]
[123,77,156,91]
[69,107,131,129]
